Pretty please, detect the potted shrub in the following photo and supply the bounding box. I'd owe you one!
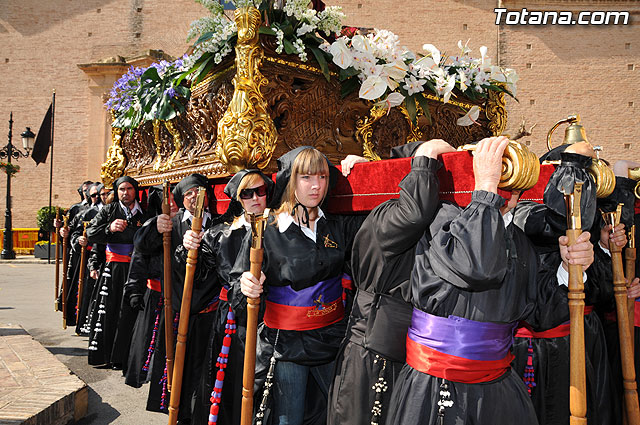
[35,206,64,259]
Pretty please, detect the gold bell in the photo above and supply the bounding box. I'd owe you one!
[546,114,588,151]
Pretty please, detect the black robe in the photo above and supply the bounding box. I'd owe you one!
[134,209,217,421]
[229,211,363,423]
[124,250,163,388]
[328,155,441,425]
[79,242,106,335]
[387,191,542,425]
[86,201,149,367]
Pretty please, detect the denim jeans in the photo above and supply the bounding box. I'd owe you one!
[273,360,335,425]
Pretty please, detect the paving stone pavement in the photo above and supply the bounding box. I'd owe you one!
[0,260,167,424]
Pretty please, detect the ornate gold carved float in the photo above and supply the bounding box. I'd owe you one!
[101,7,509,186]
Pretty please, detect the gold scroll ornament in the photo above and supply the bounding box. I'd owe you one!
[101,114,127,187]
[629,167,640,199]
[358,105,423,161]
[153,119,183,172]
[216,7,278,173]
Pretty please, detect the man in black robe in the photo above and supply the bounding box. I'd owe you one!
[86,176,150,369]
[386,136,594,425]
[327,139,455,425]
[134,173,217,421]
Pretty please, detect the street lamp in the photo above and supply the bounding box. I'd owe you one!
[1,112,34,259]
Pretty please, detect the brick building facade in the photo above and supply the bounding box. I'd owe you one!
[1,0,638,227]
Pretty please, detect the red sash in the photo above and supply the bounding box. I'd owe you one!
[219,286,229,302]
[514,305,594,338]
[264,298,344,331]
[106,251,131,263]
[147,279,161,292]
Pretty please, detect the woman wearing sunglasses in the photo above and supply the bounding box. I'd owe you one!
[179,169,274,425]
[235,147,364,425]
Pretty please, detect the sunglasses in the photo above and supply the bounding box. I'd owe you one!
[239,185,267,200]
[90,194,99,198]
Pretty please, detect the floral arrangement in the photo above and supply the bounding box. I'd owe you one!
[0,162,20,177]
[106,0,518,129]
[106,56,190,129]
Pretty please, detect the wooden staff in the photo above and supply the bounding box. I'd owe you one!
[241,208,270,425]
[54,207,61,311]
[626,225,636,357]
[602,206,640,424]
[563,182,587,425]
[167,187,206,425]
[76,221,90,324]
[162,181,174,392]
[61,215,70,330]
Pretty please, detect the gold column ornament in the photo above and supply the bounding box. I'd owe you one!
[485,85,508,136]
[101,113,127,187]
[458,140,540,191]
[216,7,278,173]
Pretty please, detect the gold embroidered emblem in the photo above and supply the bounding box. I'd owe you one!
[307,295,338,318]
[323,234,338,248]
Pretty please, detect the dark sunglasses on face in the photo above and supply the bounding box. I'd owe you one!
[90,193,99,198]
[239,185,267,200]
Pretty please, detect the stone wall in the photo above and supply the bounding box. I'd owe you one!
[1,0,638,227]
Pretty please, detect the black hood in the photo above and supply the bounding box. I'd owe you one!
[172,173,209,209]
[224,169,274,202]
[269,146,339,209]
[146,184,164,217]
[113,176,140,202]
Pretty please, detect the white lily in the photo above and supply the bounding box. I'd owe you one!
[359,74,388,100]
[458,69,468,92]
[435,70,456,103]
[374,92,405,110]
[383,60,408,81]
[352,35,373,55]
[457,39,472,56]
[479,46,492,71]
[422,43,441,65]
[328,38,353,69]
[403,75,426,96]
[457,105,481,126]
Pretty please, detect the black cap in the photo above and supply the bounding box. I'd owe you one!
[172,173,209,209]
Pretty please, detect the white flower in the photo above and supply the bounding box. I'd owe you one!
[422,44,441,65]
[317,6,345,36]
[458,69,468,92]
[359,75,388,100]
[293,38,307,62]
[275,29,285,54]
[434,69,456,103]
[352,35,373,55]
[457,39,472,56]
[374,92,405,110]
[402,75,426,96]
[383,60,408,81]
[328,38,353,69]
[296,23,315,36]
[457,106,481,126]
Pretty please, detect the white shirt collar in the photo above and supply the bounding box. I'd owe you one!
[502,210,513,228]
[277,208,325,242]
[230,214,251,231]
[120,200,142,217]
[182,208,212,228]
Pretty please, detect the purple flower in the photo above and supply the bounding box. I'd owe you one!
[164,87,176,98]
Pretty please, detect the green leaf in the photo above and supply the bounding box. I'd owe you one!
[195,31,214,46]
[259,26,277,36]
[283,38,295,55]
[340,77,359,99]
[405,96,417,126]
[339,67,359,81]
[310,46,330,81]
[193,55,215,86]
[415,93,432,125]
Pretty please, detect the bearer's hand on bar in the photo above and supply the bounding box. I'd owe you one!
[473,136,510,194]
[78,236,88,247]
[240,271,265,299]
[627,278,640,299]
[59,227,69,238]
[564,141,595,158]
[340,155,368,177]
[612,160,640,177]
[415,139,455,159]
[90,270,99,280]
[599,223,626,250]
[156,214,173,234]
[183,230,202,251]
[559,231,594,271]
[110,219,128,233]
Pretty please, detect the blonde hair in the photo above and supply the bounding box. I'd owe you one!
[275,148,329,217]
[236,172,266,200]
